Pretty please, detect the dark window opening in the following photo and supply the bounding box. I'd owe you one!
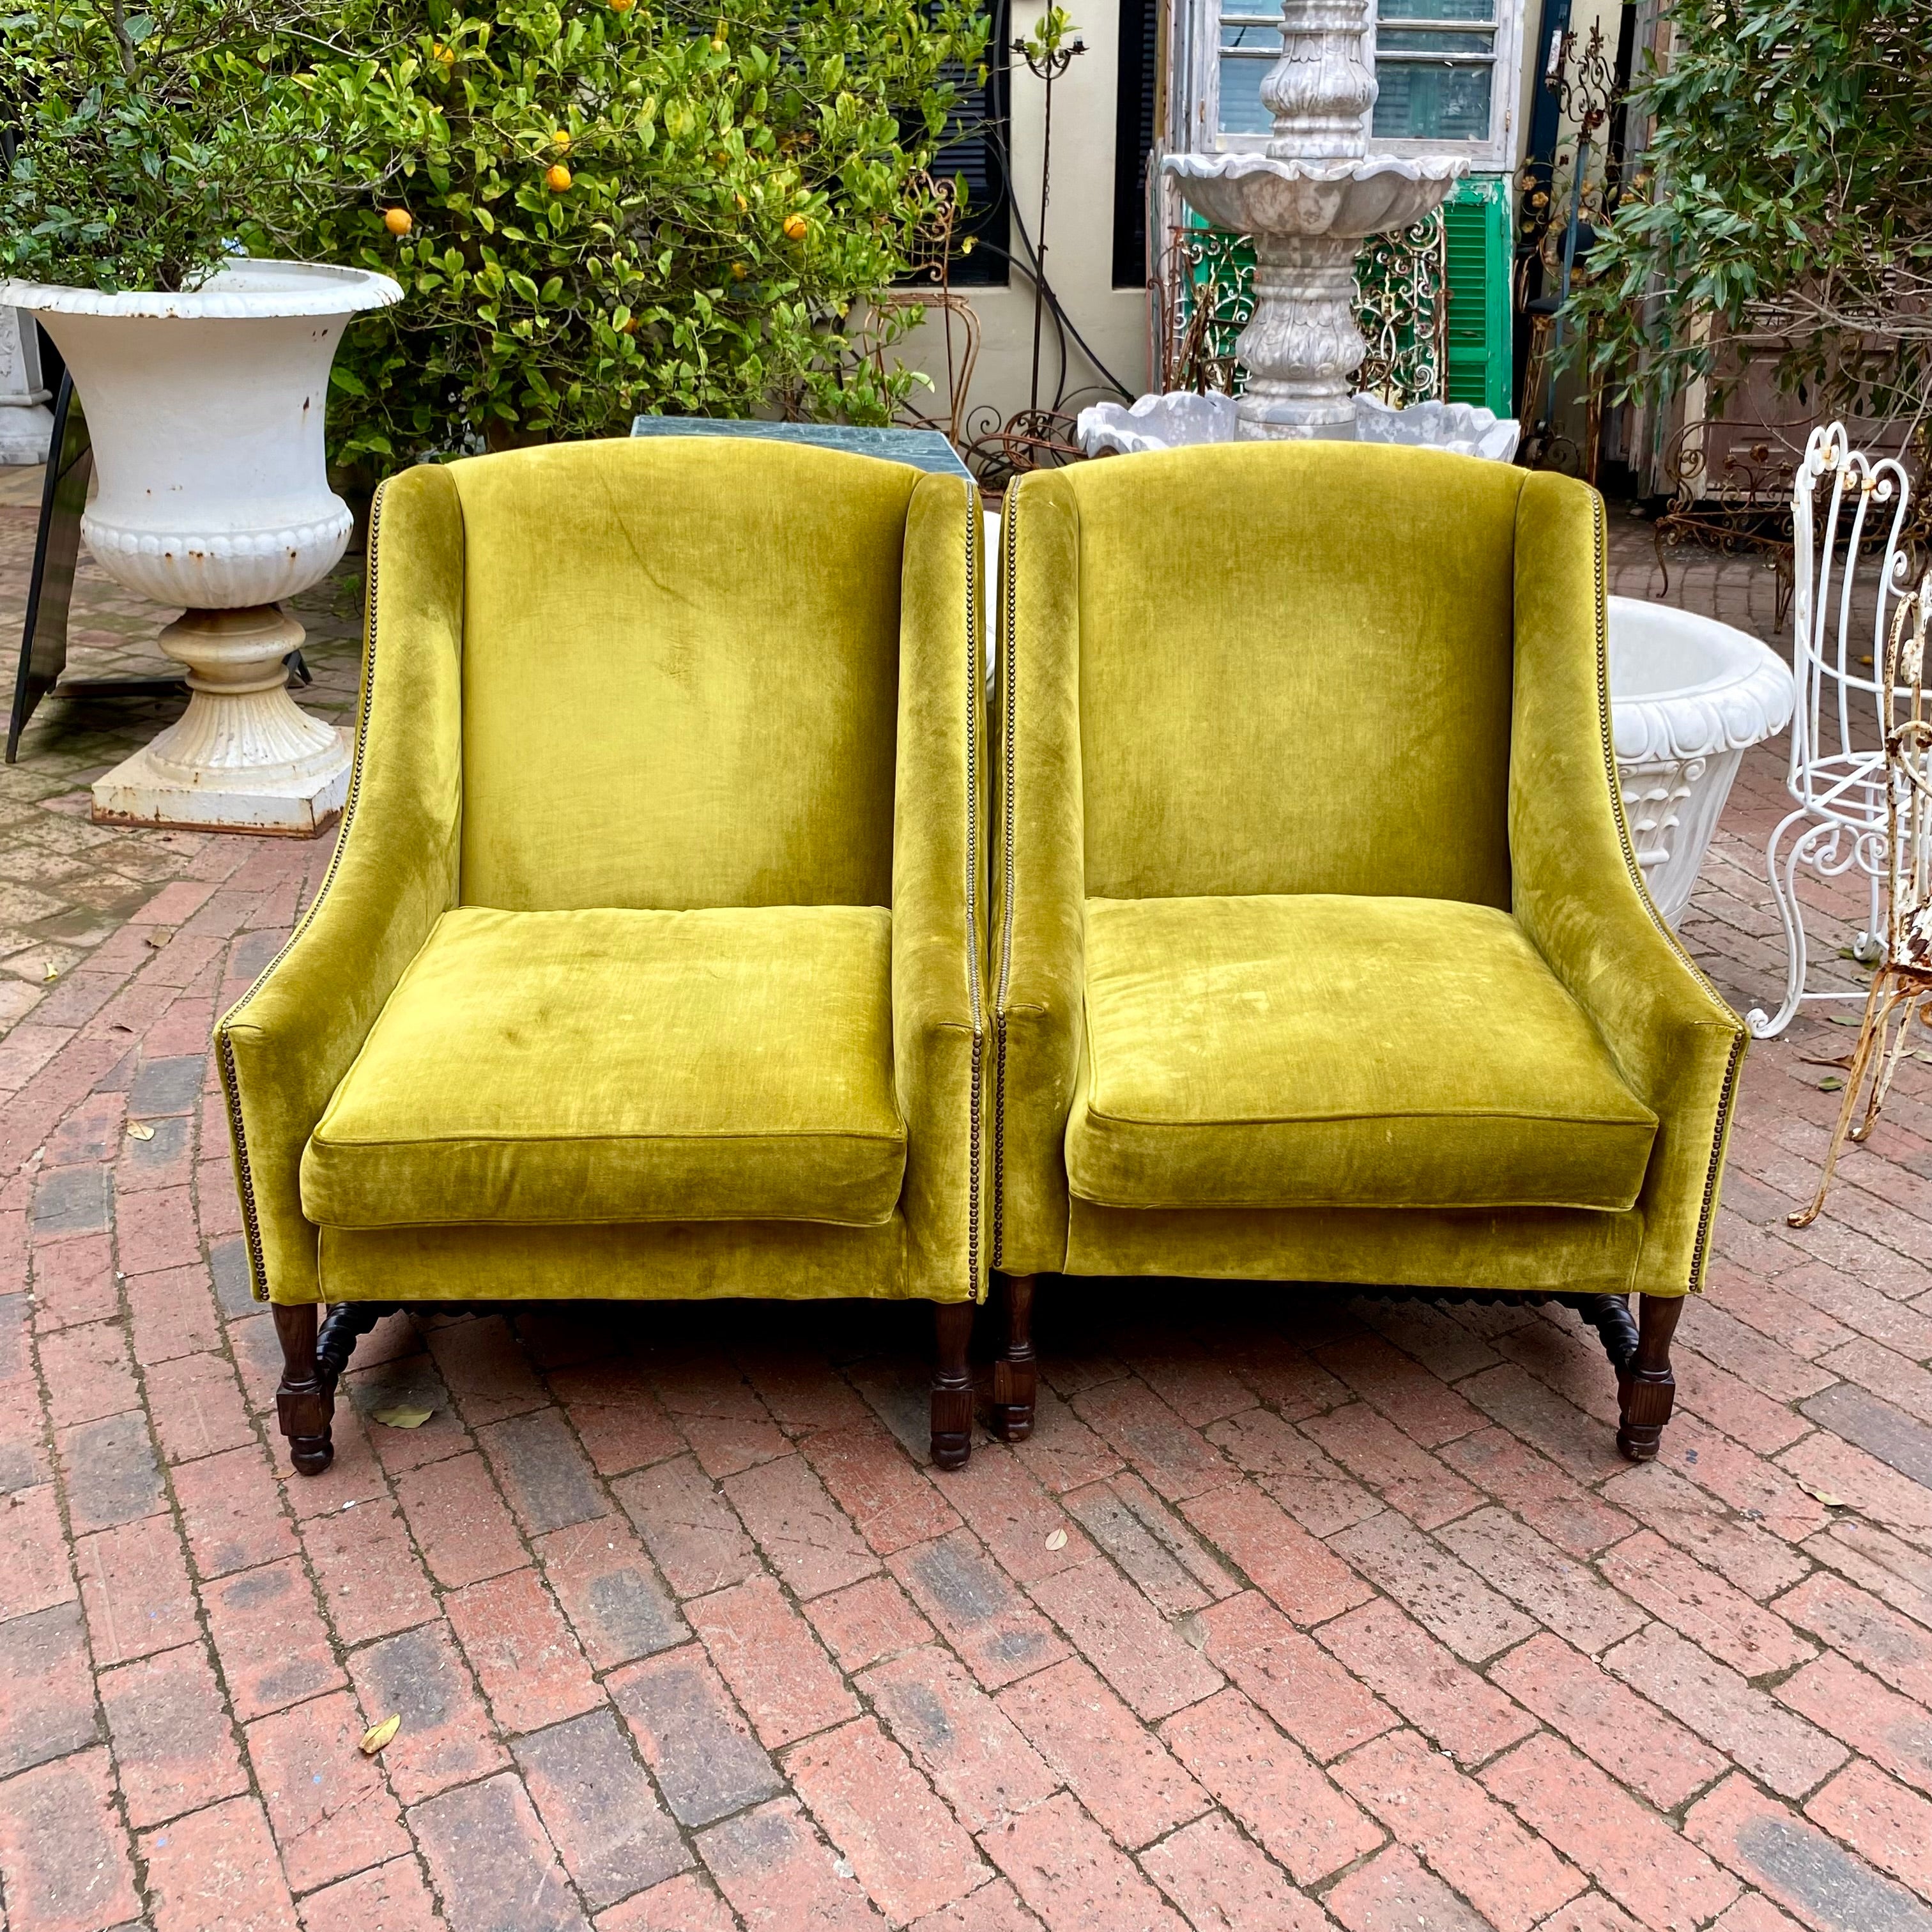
[926,0,1013,287]
[1112,0,1160,288]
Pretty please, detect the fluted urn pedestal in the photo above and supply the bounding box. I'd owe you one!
[1,261,402,835]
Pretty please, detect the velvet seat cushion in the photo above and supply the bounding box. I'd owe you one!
[1066,894,1659,1213]
[301,904,906,1230]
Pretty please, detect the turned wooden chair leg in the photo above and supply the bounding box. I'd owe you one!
[273,1301,336,1476]
[930,1301,975,1471]
[989,1273,1038,1443]
[1617,1293,1682,1463]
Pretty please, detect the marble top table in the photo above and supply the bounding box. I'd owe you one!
[629,415,973,481]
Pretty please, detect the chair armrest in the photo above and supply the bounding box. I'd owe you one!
[892,473,989,1303]
[990,471,1087,1277]
[213,464,466,1304]
[1510,472,1748,1297]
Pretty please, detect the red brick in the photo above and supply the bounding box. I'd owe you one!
[700,1796,886,1929]
[114,1184,199,1275]
[513,1707,689,1909]
[1707,1897,1809,1932]
[1598,1463,1809,1602]
[806,1573,935,1673]
[1773,1650,1932,1798]
[979,1791,1190,1932]
[1302,1402,1482,1529]
[146,1352,254,1468]
[1673,1418,1834,1545]
[721,1452,878,1600]
[1599,1531,1815,1678]
[651,1361,788,1478]
[347,1621,509,1805]
[1059,1471,1241,1616]
[1027,1557,1224,1722]
[38,1321,137,1429]
[1070,1379,1236,1502]
[1314,1597,1537,1766]
[1329,1510,1537,1661]
[1204,1407,1383,1538]
[394,1450,526,1588]
[733,1346,873,1436]
[1772,1570,1932,1706]
[423,1313,548,1429]
[1674,1342,1816,1456]
[930,1440,1091,1585]
[803,1416,963,1556]
[889,1529,1070,1690]
[1161,1687,1382,1886]
[142,1795,300,1932]
[0,1600,98,1776]
[296,1855,444,1932]
[1199,1591,1394,1761]
[536,1518,689,1671]
[1482,1734,1739,1931]
[411,1771,585,1932]
[301,1496,436,1646]
[100,1639,247,1827]
[785,1715,992,1921]
[0,1746,141,1932]
[608,1644,783,1827]
[1316,1330,1487,1448]
[549,1362,684,1477]
[0,1484,75,1623]
[1325,1844,1495,1932]
[1436,1507,1644,1657]
[1337,1728,1585,1932]
[172,1442,298,1579]
[615,1454,759,1599]
[26,1233,117,1330]
[596,1872,740,1932]
[1602,1623,1847,1799]
[1211,1331,1352,1418]
[1489,1632,1727,1809]
[997,1657,1207,1850]
[1803,1759,1932,1903]
[1437,1425,1636,1558]
[476,1405,612,1538]
[906,1878,1045,1931]
[1685,1769,1932,1932]
[203,1555,345,1721]
[1534,1899,1647,1932]
[1179,1480,1372,1626]
[1776,1430,1932,1544]
[248,1689,410,1891]
[687,1573,857,1747]
[860,1645,1059,1834]
[447,1567,604,1735]
[1140,1811,1330,1932]
[1007,1386,1125,1498]
[1115,1336,1256,1427]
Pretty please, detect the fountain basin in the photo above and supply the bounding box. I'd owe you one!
[1163,152,1466,240]
[1077,390,1519,462]
[1607,597,1795,925]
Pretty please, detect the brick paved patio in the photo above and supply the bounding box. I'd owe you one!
[2,469,1929,1932]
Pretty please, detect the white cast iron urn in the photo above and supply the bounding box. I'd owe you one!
[1,261,402,834]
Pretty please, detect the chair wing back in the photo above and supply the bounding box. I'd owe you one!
[1058,443,1525,906]
[448,439,921,911]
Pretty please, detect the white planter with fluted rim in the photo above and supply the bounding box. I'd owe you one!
[1608,597,1795,926]
[1,261,402,834]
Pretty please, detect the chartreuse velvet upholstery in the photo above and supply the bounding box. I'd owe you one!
[217,438,986,1310]
[991,443,1745,1300]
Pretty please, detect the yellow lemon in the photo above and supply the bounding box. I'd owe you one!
[383,206,413,236]
[730,261,749,279]
[430,41,454,65]
[545,163,573,192]
[783,211,808,241]
[553,128,571,153]
[609,0,634,12]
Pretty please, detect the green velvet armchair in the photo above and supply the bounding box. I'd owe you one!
[217,439,988,1473]
[985,443,1747,1461]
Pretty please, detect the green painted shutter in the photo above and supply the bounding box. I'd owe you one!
[1442,175,1512,416]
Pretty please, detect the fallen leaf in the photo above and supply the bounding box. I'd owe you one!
[1818,1077,1845,1091]
[359,1714,401,1755]
[42,963,57,981]
[144,929,171,949]
[1044,1528,1068,1551]
[1798,1054,1853,1068]
[126,1122,155,1142]
[371,1405,434,1430]
[1794,1481,1849,1508]
[1826,1015,1862,1027]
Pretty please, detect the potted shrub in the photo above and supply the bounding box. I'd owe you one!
[0,0,400,834]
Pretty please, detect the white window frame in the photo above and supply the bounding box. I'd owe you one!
[1174,0,1527,172]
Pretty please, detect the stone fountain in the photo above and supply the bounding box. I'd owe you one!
[1080,0,1517,458]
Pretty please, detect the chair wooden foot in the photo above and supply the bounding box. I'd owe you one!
[989,1273,1037,1443]
[273,1302,335,1475]
[931,1301,975,1471]
[1616,1293,1682,1462]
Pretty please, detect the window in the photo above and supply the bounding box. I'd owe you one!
[1113,0,1162,286]
[928,0,1011,286]
[1189,0,1523,169]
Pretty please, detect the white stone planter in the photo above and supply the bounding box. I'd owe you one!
[1608,596,1795,926]
[1078,388,1520,463]
[1,261,402,834]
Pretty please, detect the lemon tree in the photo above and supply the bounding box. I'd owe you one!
[294,0,989,465]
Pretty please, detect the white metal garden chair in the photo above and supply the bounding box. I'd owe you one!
[1748,422,1915,1038]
